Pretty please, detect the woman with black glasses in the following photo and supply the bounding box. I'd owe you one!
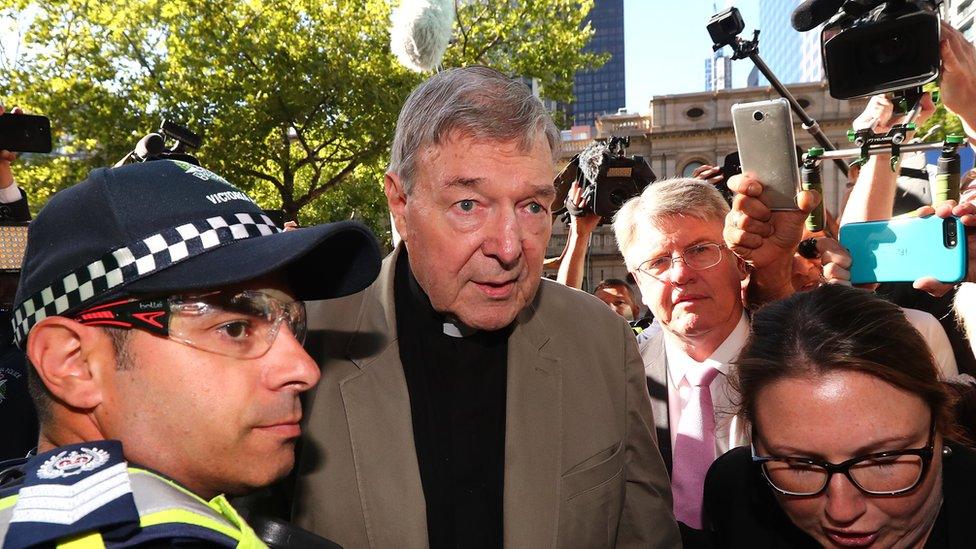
[704,284,976,548]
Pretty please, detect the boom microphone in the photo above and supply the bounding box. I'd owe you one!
[390,0,454,72]
[791,0,846,31]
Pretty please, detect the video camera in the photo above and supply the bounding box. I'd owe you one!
[553,136,656,221]
[115,119,203,167]
[793,0,942,101]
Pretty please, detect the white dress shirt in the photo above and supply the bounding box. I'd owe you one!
[663,312,750,458]
[902,307,958,379]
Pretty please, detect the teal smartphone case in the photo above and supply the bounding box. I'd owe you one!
[839,216,967,284]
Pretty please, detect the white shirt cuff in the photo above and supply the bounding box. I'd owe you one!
[0,183,22,204]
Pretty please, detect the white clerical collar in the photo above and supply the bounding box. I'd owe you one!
[664,311,749,386]
[442,317,477,338]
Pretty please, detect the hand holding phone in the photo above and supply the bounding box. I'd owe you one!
[0,112,52,154]
[839,216,967,284]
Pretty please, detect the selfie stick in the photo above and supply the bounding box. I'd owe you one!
[725,31,850,178]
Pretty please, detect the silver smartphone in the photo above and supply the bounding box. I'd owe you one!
[730,98,801,210]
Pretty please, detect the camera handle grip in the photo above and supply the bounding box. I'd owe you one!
[802,149,825,233]
[935,137,964,205]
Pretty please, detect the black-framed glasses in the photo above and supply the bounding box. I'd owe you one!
[751,424,936,497]
[71,289,306,359]
[636,242,727,279]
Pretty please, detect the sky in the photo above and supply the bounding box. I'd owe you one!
[624,0,762,112]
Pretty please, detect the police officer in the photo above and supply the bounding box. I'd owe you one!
[0,160,380,547]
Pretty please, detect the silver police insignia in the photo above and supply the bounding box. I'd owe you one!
[37,447,112,479]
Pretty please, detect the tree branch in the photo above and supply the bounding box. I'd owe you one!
[297,157,364,207]
[454,0,470,58]
[241,166,284,193]
[119,30,166,93]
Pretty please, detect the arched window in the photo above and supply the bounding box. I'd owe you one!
[681,160,706,178]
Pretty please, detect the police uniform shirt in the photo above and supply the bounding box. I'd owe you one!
[0,440,262,547]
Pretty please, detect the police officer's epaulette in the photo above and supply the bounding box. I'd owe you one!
[0,440,141,548]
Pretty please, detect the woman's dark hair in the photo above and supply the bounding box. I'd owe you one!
[732,285,959,439]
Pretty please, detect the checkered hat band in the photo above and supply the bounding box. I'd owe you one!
[12,212,281,347]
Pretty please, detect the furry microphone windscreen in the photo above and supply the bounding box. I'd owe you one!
[578,141,608,186]
[390,0,454,72]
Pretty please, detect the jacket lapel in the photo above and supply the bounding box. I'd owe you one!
[642,330,673,475]
[339,247,429,548]
[503,296,562,547]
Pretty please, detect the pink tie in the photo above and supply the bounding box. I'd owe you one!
[671,365,721,529]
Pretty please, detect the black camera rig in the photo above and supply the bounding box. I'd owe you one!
[115,120,203,167]
[708,2,958,233]
[554,136,656,222]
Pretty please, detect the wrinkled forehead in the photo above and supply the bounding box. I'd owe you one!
[413,133,556,195]
[640,213,725,253]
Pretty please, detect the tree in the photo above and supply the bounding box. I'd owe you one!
[0,0,601,244]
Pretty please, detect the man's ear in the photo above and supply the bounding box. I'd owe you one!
[384,171,409,242]
[735,255,750,281]
[26,317,114,411]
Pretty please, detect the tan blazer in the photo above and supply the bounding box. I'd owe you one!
[293,248,680,548]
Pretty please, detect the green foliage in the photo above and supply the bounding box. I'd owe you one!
[0,0,601,244]
[918,103,965,143]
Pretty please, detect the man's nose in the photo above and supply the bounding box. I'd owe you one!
[265,324,321,391]
[667,256,696,285]
[482,208,522,268]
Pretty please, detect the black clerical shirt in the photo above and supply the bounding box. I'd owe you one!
[394,250,507,549]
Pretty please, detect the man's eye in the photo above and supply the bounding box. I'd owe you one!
[646,258,669,271]
[217,320,251,340]
[526,202,545,214]
[456,200,475,212]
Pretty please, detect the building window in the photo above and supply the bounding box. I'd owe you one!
[797,97,812,109]
[681,161,706,178]
[685,107,705,119]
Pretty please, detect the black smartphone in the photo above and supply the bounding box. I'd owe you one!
[0,114,53,153]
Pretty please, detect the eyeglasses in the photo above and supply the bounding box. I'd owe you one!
[636,242,727,279]
[751,425,935,497]
[71,289,306,359]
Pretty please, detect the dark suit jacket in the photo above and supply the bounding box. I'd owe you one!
[0,187,33,462]
[704,443,976,548]
[291,247,680,548]
[638,329,673,475]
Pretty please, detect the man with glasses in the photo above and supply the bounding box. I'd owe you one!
[613,178,749,540]
[0,160,380,547]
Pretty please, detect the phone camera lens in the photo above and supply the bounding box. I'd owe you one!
[752,111,764,122]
